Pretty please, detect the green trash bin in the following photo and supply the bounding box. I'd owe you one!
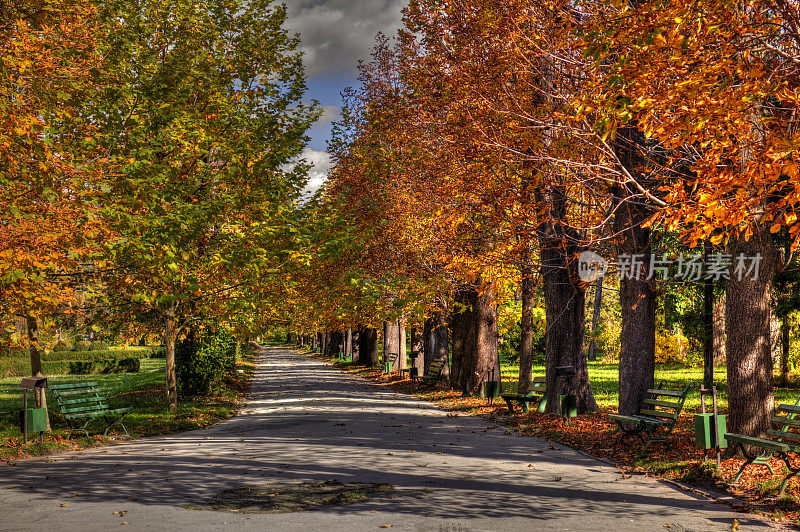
[484,381,499,399]
[693,413,727,449]
[559,394,577,418]
[18,407,48,433]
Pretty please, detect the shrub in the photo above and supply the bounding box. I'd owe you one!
[53,339,74,352]
[176,328,236,397]
[73,341,92,352]
[90,341,110,351]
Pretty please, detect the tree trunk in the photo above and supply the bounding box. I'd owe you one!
[614,196,656,417]
[518,255,536,394]
[359,327,379,366]
[714,296,726,363]
[410,327,424,375]
[781,318,790,386]
[399,318,407,371]
[435,311,450,378]
[726,228,778,437]
[165,317,178,409]
[352,329,359,360]
[423,317,434,373]
[383,320,400,371]
[25,315,42,377]
[587,279,603,362]
[449,282,499,397]
[541,242,598,414]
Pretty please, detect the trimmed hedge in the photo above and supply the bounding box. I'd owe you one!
[0,355,142,377]
[176,329,235,397]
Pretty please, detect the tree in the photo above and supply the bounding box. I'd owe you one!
[91,0,317,407]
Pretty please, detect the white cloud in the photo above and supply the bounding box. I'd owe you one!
[284,1,405,77]
[301,148,331,196]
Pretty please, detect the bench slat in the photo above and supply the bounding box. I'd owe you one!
[50,382,98,390]
[726,433,790,452]
[778,404,800,414]
[62,404,109,414]
[643,399,681,409]
[767,429,800,442]
[58,397,108,406]
[639,409,677,420]
[646,388,684,397]
[773,416,800,427]
[53,388,102,397]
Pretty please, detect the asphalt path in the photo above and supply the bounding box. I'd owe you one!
[0,347,783,531]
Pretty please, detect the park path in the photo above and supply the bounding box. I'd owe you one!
[0,347,782,531]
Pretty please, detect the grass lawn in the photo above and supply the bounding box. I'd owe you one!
[498,361,800,414]
[0,353,254,460]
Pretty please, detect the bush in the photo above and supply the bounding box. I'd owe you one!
[176,328,236,397]
[150,348,166,359]
[90,341,110,351]
[73,341,92,352]
[53,339,74,352]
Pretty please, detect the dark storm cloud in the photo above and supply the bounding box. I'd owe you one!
[284,0,405,77]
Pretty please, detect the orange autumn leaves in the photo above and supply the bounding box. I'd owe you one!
[1,1,107,342]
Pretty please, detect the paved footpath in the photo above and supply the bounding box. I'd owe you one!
[0,347,784,531]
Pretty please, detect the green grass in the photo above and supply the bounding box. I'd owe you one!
[498,361,800,413]
[0,350,253,459]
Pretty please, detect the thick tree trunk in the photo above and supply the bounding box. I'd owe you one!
[423,317,434,373]
[614,200,656,417]
[587,279,603,362]
[714,296,726,363]
[399,318,407,371]
[165,317,178,409]
[352,329,359,360]
[541,242,598,414]
[358,327,379,366]
[383,320,400,371]
[327,331,343,357]
[434,311,450,378]
[410,327,423,375]
[449,282,500,397]
[518,256,536,394]
[726,228,778,437]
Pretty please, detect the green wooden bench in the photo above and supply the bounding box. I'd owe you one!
[421,358,446,385]
[725,399,800,497]
[608,382,692,456]
[51,382,132,438]
[501,376,547,414]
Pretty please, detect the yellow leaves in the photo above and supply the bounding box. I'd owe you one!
[709,233,724,245]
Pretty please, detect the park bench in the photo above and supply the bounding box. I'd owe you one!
[50,382,132,438]
[608,382,692,456]
[725,399,800,497]
[421,358,446,385]
[501,376,547,414]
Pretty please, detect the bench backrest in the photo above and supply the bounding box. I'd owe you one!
[425,358,445,378]
[51,382,109,416]
[529,376,546,394]
[768,397,800,448]
[639,383,692,422]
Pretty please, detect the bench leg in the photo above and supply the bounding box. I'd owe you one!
[521,401,529,414]
[731,442,774,484]
[66,419,93,439]
[778,453,800,497]
[503,398,515,413]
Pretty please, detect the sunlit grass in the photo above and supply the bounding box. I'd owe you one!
[498,362,800,413]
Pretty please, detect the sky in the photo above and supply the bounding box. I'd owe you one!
[282,0,406,196]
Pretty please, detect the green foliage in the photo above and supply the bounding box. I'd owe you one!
[176,328,236,398]
[73,340,92,352]
[90,341,110,351]
[52,339,73,352]
[499,320,545,365]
